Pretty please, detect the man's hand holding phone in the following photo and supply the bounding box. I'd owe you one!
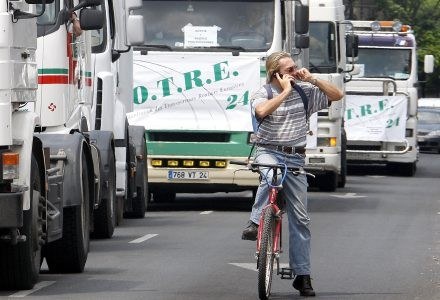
[274,72,294,92]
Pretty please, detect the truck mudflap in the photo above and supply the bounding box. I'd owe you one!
[0,192,23,228]
[347,139,410,155]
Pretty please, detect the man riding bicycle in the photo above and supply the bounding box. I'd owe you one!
[242,51,343,297]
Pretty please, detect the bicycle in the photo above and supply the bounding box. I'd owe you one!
[231,160,314,300]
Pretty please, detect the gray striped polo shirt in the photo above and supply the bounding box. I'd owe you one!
[250,82,328,146]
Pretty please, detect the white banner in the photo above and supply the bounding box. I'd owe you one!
[345,95,408,142]
[127,53,260,132]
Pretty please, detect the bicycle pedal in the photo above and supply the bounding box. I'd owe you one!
[279,267,294,280]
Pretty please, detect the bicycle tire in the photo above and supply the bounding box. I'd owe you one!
[257,206,276,300]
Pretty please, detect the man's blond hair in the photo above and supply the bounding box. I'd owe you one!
[266,51,291,83]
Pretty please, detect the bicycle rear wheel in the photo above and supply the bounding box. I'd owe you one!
[257,206,276,300]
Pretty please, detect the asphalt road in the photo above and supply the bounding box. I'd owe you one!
[1,153,439,299]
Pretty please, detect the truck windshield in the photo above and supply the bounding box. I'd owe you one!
[139,0,274,51]
[309,22,337,72]
[355,48,411,80]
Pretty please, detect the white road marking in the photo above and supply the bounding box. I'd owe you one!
[229,262,290,272]
[9,281,56,297]
[129,234,158,244]
[200,211,213,215]
[331,192,367,199]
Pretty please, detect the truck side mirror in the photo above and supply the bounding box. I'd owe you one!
[79,8,104,30]
[127,15,144,45]
[295,34,309,49]
[125,0,143,9]
[293,3,309,49]
[346,34,359,59]
[294,3,309,34]
[424,55,434,74]
[124,0,144,46]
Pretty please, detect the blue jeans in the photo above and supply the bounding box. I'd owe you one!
[249,147,311,275]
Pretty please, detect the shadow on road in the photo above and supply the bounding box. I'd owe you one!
[148,192,254,212]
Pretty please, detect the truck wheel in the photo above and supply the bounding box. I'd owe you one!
[124,140,148,218]
[123,182,146,218]
[45,151,90,273]
[318,172,337,192]
[92,149,116,238]
[124,132,150,219]
[126,182,146,218]
[0,154,44,290]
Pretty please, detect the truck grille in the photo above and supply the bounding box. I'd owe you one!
[150,158,227,168]
[347,145,382,151]
[148,132,230,142]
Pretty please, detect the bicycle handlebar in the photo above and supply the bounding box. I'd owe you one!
[230,160,315,177]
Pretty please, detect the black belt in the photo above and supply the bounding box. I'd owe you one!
[259,144,306,155]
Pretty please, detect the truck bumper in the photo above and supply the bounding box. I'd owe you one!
[0,192,23,228]
[148,165,259,193]
[347,149,417,164]
[304,152,341,175]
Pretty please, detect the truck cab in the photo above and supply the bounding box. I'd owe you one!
[345,20,434,176]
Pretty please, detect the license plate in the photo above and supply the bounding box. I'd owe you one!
[167,170,209,180]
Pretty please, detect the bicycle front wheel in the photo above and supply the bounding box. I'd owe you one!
[257,206,276,300]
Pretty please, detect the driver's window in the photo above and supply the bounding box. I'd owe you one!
[91,3,106,53]
[309,22,337,70]
[37,2,57,25]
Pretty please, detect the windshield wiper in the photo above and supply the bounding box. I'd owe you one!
[133,44,247,55]
[133,44,173,52]
[208,45,246,51]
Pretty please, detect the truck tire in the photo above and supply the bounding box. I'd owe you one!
[124,128,148,218]
[0,154,44,290]
[126,157,147,218]
[318,172,337,192]
[92,148,116,238]
[45,152,90,273]
[125,179,146,218]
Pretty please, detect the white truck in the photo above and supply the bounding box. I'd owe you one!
[301,0,349,191]
[0,0,103,290]
[89,0,147,225]
[345,20,434,176]
[127,0,310,202]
